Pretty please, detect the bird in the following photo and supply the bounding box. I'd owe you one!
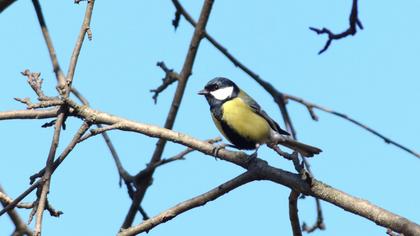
[198,77,321,158]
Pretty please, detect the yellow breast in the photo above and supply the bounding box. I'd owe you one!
[221,97,271,142]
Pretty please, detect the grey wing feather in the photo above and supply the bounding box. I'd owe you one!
[238,90,290,135]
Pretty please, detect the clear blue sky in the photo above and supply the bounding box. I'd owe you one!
[1,1,419,235]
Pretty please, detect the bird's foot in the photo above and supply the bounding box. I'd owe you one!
[211,143,237,159]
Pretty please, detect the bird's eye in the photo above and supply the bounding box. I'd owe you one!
[207,84,218,91]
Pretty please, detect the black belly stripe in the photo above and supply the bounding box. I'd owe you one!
[219,119,257,150]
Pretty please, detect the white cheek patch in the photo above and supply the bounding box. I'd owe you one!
[210,86,234,100]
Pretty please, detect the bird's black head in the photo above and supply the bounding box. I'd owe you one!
[198,77,240,105]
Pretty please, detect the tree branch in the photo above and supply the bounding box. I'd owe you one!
[150,61,180,104]
[66,0,95,93]
[120,0,215,229]
[71,87,132,186]
[0,185,34,236]
[118,171,257,235]
[31,0,66,89]
[1,100,419,235]
[283,93,420,159]
[0,0,16,13]
[289,191,303,236]
[309,0,364,54]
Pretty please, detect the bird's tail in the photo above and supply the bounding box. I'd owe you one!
[281,139,322,157]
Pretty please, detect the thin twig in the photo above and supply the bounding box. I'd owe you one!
[71,88,133,185]
[31,0,66,89]
[118,171,256,236]
[0,181,41,216]
[0,191,34,209]
[150,61,180,104]
[302,197,325,233]
[309,0,363,54]
[30,122,91,184]
[66,0,95,93]
[135,137,222,180]
[78,122,123,142]
[284,93,420,159]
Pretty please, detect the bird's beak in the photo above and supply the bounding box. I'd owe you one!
[197,89,209,95]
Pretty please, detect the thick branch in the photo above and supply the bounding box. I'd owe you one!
[0,0,16,13]
[1,102,419,235]
[0,108,60,120]
[69,102,420,236]
[118,171,256,235]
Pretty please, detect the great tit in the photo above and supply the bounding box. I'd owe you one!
[198,77,321,157]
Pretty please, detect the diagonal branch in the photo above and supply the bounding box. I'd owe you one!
[118,171,257,236]
[0,0,16,13]
[31,0,66,89]
[309,0,363,54]
[0,185,34,236]
[120,0,215,229]
[283,93,420,159]
[0,122,90,217]
[66,0,95,93]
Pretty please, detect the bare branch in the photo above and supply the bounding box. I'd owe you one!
[0,191,34,209]
[0,181,41,217]
[0,0,16,13]
[71,88,132,186]
[30,122,91,184]
[67,101,420,235]
[289,191,303,236]
[121,0,215,229]
[31,0,66,89]
[302,197,326,233]
[0,109,61,122]
[0,185,34,236]
[309,0,363,54]
[118,171,256,236]
[150,61,180,104]
[1,98,419,235]
[78,122,123,143]
[283,93,420,159]
[66,0,95,92]
[21,70,46,99]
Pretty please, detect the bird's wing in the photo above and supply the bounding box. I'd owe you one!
[238,90,290,135]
